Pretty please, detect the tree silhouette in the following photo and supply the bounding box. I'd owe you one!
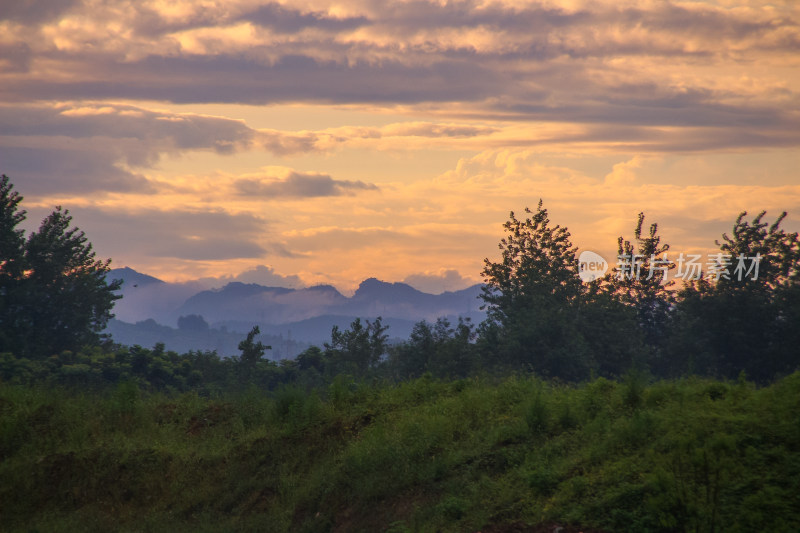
[0,175,27,351]
[325,317,388,375]
[481,200,583,319]
[665,210,800,381]
[606,212,675,350]
[238,326,270,367]
[480,201,592,379]
[715,210,799,291]
[1,176,122,356]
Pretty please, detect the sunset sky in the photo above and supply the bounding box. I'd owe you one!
[2,0,799,294]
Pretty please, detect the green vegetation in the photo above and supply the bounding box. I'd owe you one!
[0,175,121,357]
[2,374,799,532]
[478,202,800,383]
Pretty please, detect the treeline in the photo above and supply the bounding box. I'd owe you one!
[2,173,800,391]
[476,204,800,384]
[0,316,474,394]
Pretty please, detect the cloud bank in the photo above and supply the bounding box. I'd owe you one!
[3,0,799,293]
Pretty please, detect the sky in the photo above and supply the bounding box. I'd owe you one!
[2,0,799,294]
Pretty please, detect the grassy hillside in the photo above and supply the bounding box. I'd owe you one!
[2,373,799,532]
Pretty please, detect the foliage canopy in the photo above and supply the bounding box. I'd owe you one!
[0,175,121,356]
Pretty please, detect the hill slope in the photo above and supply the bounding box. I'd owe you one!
[2,374,799,532]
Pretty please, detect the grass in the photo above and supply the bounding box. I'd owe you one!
[1,373,799,532]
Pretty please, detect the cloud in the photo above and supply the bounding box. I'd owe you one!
[3,0,800,293]
[0,103,335,195]
[0,0,78,24]
[234,170,378,198]
[231,264,304,287]
[380,122,497,138]
[126,2,370,38]
[0,41,32,73]
[429,148,800,255]
[403,269,476,294]
[0,53,502,105]
[0,0,796,154]
[256,130,323,155]
[0,103,255,155]
[0,145,154,196]
[604,156,653,186]
[285,225,408,252]
[0,103,260,195]
[197,265,305,289]
[27,206,273,262]
[238,3,370,34]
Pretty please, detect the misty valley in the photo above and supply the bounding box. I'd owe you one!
[105,267,485,359]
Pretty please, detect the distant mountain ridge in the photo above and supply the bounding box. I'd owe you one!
[105,268,485,355]
[175,276,482,326]
[108,266,164,287]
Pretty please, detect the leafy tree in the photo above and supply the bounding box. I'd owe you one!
[21,207,122,356]
[296,345,326,373]
[604,212,675,362]
[238,326,270,367]
[1,176,122,356]
[608,213,674,299]
[665,211,800,381]
[325,317,388,375]
[715,210,799,291]
[480,201,592,379]
[389,317,476,379]
[0,175,27,351]
[426,317,477,378]
[236,326,273,385]
[390,320,440,379]
[481,200,583,320]
[579,283,646,378]
[0,175,25,276]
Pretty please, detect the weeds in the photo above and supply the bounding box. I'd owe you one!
[1,373,798,532]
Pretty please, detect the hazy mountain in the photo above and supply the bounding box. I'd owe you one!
[346,278,483,320]
[107,268,207,325]
[105,318,308,359]
[105,268,485,356]
[177,283,348,325]
[109,267,164,288]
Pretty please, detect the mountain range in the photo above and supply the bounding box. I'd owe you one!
[105,268,485,358]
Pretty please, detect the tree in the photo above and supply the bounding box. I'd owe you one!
[481,200,583,321]
[0,175,27,350]
[665,210,800,381]
[605,212,675,352]
[0,176,122,356]
[579,282,646,378]
[480,201,593,379]
[238,326,270,367]
[0,175,25,277]
[389,317,476,379]
[715,210,799,291]
[178,314,210,332]
[324,317,389,375]
[296,345,325,372]
[22,207,123,355]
